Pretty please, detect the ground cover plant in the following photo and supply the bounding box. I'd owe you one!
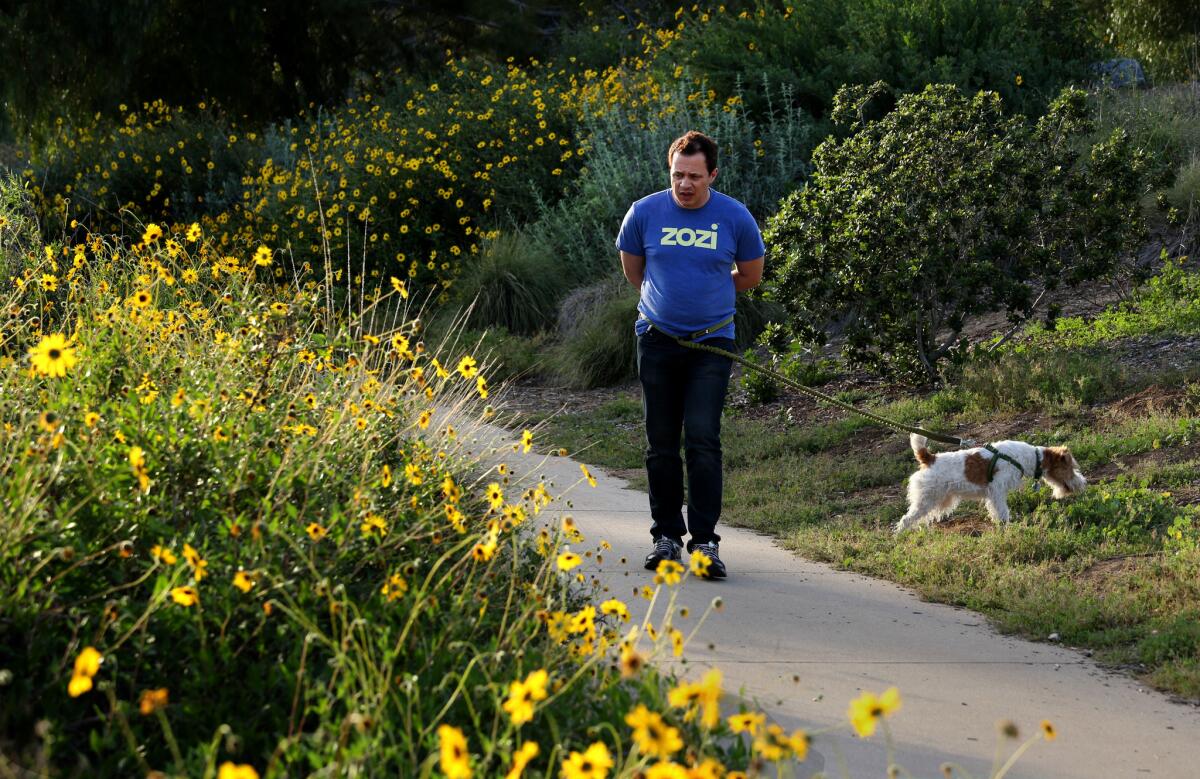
[533,257,1200,701]
[0,179,815,777]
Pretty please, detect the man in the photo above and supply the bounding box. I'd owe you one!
[615,130,765,579]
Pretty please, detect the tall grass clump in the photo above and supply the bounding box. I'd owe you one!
[547,278,640,389]
[454,231,569,335]
[1166,152,1200,224]
[0,179,776,776]
[951,349,1131,414]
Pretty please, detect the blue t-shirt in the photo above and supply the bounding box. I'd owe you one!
[616,189,764,341]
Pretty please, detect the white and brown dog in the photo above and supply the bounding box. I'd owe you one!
[895,434,1086,534]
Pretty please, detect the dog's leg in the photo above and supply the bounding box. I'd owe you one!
[894,509,919,535]
[933,495,961,519]
[895,490,941,534]
[984,492,1011,524]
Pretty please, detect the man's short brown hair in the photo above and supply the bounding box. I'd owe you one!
[668,130,718,173]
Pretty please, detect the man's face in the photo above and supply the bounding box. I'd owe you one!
[670,151,717,209]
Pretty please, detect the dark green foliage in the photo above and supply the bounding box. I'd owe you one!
[1107,0,1200,82]
[765,83,1150,383]
[640,0,1100,122]
[0,0,588,136]
[738,349,781,404]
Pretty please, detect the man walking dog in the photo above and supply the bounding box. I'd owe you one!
[616,130,765,579]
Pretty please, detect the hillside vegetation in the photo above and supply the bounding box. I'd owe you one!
[1,1,1198,775]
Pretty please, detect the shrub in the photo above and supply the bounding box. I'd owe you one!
[738,348,781,404]
[227,57,595,302]
[20,100,263,236]
[766,83,1150,383]
[1106,0,1200,82]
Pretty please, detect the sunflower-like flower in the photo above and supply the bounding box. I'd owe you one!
[28,333,78,377]
[848,687,901,738]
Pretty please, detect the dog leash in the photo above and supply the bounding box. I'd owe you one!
[642,314,975,448]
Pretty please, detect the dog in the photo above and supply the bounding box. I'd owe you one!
[895,434,1087,534]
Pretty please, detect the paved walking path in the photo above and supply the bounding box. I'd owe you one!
[469,422,1200,779]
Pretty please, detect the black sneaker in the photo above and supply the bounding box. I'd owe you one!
[644,537,682,570]
[690,542,727,579]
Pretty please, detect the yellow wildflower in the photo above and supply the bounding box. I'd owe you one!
[561,742,612,779]
[502,669,549,725]
[28,333,78,377]
[626,704,683,758]
[232,571,254,593]
[68,646,102,697]
[654,559,684,586]
[505,741,539,779]
[437,724,472,779]
[728,711,765,735]
[848,687,901,738]
[170,586,199,607]
[139,687,169,715]
[217,764,259,779]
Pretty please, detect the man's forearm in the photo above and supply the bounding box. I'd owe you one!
[731,257,764,292]
[620,252,645,288]
[732,270,757,292]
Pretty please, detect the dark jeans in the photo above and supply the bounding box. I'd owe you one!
[636,328,734,551]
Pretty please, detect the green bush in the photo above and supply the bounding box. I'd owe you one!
[21,100,263,235]
[0,182,756,775]
[738,348,780,404]
[766,83,1150,383]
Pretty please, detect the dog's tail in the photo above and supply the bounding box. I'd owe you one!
[910,433,936,469]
